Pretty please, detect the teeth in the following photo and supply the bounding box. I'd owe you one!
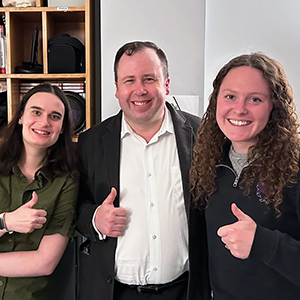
[34,129,49,135]
[133,101,148,106]
[229,119,250,126]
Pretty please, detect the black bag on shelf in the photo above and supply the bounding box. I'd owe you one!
[48,34,85,73]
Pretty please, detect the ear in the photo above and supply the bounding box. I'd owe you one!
[165,78,170,95]
[18,117,23,125]
[114,82,119,99]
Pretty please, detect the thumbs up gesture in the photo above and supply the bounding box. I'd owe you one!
[5,191,47,234]
[94,188,127,237]
[217,203,257,259]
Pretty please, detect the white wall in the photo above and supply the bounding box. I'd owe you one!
[204,0,300,112]
[100,1,300,120]
[101,0,205,120]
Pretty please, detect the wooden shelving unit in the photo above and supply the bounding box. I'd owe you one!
[0,0,94,132]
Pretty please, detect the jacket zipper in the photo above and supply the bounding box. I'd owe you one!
[216,163,240,187]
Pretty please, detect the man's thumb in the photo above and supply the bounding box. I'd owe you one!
[231,203,249,221]
[104,187,117,206]
[25,191,38,208]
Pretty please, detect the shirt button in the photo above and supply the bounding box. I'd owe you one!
[150,202,154,207]
[0,281,3,286]
[107,276,113,284]
[152,235,157,239]
[148,172,152,177]
[153,267,157,272]
[7,239,12,243]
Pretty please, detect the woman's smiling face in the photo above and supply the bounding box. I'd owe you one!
[216,66,273,153]
[19,92,65,152]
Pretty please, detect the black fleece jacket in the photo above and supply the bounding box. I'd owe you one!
[206,142,300,300]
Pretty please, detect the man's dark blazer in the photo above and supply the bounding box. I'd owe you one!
[76,102,210,300]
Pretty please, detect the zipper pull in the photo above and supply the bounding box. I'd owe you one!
[233,176,239,187]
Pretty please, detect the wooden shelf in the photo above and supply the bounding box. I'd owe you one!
[0,7,85,12]
[1,0,94,131]
[7,73,86,79]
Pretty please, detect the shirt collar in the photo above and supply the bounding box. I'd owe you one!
[12,164,55,182]
[121,105,174,140]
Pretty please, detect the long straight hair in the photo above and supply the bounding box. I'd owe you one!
[0,82,78,177]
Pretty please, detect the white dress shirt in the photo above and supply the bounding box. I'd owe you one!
[114,108,189,285]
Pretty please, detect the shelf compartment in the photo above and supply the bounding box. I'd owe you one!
[46,10,85,44]
[8,11,42,74]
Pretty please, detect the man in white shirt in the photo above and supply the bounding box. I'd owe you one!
[76,41,210,300]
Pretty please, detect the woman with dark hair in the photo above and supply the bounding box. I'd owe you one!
[0,82,78,300]
[190,53,300,299]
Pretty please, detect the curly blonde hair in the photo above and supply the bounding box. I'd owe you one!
[190,53,300,214]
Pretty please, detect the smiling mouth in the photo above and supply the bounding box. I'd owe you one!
[132,100,150,106]
[229,119,251,126]
[32,129,50,135]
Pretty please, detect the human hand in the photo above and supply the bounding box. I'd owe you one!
[217,203,257,259]
[94,187,127,237]
[5,191,47,234]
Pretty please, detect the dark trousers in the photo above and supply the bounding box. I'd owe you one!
[113,272,188,300]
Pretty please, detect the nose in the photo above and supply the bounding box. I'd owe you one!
[133,81,147,96]
[233,99,248,114]
[38,115,50,126]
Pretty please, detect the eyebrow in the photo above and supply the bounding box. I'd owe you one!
[120,73,157,80]
[143,73,156,77]
[221,89,269,97]
[30,106,63,117]
[120,75,135,81]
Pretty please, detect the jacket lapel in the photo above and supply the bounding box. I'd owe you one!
[102,111,122,206]
[167,103,194,217]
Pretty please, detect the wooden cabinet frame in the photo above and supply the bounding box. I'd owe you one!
[0,0,94,131]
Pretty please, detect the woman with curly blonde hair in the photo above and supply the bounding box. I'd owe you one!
[190,53,300,299]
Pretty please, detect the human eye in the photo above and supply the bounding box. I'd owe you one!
[32,109,41,116]
[250,97,262,103]
[145,77,155,82]
[144,76,156,83]
[123,78,134,84]
[50,114,62,121]
[225,94,235,100]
